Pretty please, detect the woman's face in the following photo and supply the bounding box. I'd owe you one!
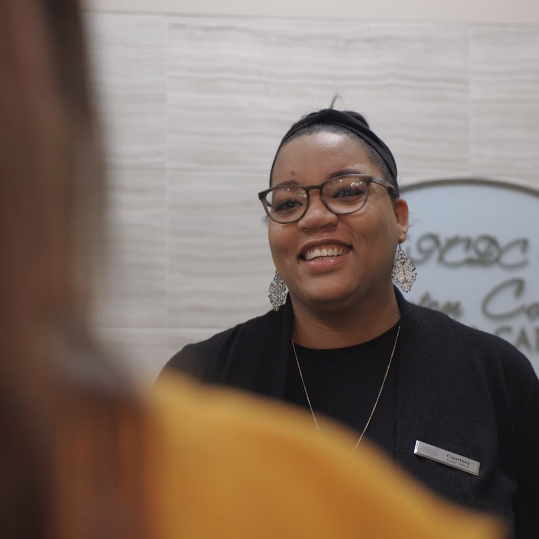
[269,131,408,312]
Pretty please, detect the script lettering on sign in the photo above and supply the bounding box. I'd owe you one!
[409,234,528,269]
[407,234,539,353]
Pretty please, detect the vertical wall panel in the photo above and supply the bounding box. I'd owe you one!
[87,14,168,329]
[471,27,539,182]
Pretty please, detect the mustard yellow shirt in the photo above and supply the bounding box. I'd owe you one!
[150,374,504,539]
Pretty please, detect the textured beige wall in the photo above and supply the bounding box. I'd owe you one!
[86,13,539,380]
[84,0,539,25]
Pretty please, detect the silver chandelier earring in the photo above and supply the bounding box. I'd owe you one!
[392,245,417,293]
[268,271,287,311]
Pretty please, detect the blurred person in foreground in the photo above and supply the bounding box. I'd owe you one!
[0,1,505,538]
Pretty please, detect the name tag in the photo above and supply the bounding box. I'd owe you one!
[414,440,480,476]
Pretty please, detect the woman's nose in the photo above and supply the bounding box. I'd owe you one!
[298,191,338,230]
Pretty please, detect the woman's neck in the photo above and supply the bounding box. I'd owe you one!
[290,288,400,349]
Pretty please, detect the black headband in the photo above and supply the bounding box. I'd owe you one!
[270,109,398,192]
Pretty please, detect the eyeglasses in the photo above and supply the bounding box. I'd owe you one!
[258,174,396,224]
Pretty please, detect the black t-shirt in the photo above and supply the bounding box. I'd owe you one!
[285,322,400,457]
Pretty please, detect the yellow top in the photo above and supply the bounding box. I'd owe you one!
[149,374,504,539]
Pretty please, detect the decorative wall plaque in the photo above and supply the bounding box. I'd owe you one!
[402,178,539,375]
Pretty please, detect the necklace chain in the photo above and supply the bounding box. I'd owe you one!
[291,322,401,454]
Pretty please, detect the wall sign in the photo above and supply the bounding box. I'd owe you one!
[402,178,539,375]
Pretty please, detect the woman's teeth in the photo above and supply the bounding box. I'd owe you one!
[304,247,348,261]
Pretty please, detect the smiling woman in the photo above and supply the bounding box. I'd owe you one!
[266,127,407,333]
[162,106,539,538]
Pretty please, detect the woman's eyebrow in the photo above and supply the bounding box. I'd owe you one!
[272,179,302,188]
[328,168,362,179]
[272,168,365,188]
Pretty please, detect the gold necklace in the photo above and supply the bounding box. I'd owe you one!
[291,322,401,454]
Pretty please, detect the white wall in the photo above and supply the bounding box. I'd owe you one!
[86,12,539,380]
[84,0,539,25]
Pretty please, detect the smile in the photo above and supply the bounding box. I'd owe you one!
[302,245,351,261]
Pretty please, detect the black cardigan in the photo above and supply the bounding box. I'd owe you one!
[163,292,539,538]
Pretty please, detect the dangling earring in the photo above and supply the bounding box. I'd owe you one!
[392,245,417,293]
[268,271,287,311]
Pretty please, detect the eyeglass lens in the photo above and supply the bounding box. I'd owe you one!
[265,176,369,223]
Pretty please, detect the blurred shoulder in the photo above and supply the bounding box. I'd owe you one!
[147,373,504,539]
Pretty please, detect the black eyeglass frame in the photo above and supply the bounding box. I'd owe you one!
[258,174,397,224]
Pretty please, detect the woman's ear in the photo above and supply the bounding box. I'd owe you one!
[393,198,409,242]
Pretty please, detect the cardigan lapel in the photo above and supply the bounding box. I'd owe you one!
[394,292,476,505]
[219,295,293,400]
[252,296,294,399]
[394,292,438,463]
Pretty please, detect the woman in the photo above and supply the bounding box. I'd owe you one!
[163,107,539,537]
[0,1,505,539]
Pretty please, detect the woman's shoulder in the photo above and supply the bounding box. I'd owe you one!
[159,307,283,382]
[404,298,539,389]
